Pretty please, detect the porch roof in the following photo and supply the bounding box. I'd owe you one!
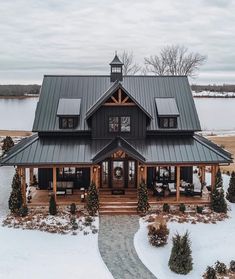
[0,134,232,166]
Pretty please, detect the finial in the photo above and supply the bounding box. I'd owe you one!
[115,50,117,55]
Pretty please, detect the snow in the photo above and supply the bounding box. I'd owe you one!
[134,174,235,279]
[193,91,235,98]
[0,167,113,279]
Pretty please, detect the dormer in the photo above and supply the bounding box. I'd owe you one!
[57,98,81,129]
[155,98,179,129]
[110,53,123,82]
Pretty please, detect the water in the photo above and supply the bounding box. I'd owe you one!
[0,97,234,132]
[0,97,38,130]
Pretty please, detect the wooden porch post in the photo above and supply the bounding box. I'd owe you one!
[29,168,34,186]
[21,167,26,206]
[53,166,57,201]
[211,165,216,191]
[201,165,206,185]
[176,166,180,202]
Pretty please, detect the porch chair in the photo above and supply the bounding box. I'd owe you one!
[153,182,164,197]
[168,183,176,195]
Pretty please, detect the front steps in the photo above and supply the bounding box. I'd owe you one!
[99,189,138,215]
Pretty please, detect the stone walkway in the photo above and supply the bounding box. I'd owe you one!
[98,215,156,279]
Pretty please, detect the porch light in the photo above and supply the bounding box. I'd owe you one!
[93,167,97,173]
[140,166,144,172]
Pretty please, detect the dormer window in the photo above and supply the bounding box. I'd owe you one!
[57,98,81,129]
[112,67,122,73]
[159,117,177,129]
[60,117,75,129]
[155,98,179,129]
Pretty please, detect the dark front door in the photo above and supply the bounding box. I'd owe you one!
[112,161,125,188]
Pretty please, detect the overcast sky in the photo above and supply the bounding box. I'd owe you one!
[0,0,235,85]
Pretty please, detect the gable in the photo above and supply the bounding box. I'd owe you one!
[86,81,152,120]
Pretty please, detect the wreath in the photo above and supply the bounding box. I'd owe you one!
[114,166,123,179]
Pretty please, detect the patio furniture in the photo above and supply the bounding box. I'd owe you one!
[49,181,74,195]
[153,182,164,197]
[168,183,176,195]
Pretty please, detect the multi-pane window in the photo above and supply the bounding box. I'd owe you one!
[109,117,119,132]
[159,117,177,128]
[120,117,130,132]
[60,117,75,129]
[112,67,121,73]
[109,116,131,132]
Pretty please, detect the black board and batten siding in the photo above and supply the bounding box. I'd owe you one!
[91,106,147,139]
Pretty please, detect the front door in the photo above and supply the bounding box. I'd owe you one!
[112,161,125,188]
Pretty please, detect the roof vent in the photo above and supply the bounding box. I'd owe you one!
[110,53,123,82]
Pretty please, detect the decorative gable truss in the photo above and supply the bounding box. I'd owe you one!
[104,88,135,106]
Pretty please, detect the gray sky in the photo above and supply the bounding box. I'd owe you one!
[0,0,235,85]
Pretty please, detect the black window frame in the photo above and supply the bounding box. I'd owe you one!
[59,117,77,129]
[159,117,177,129]
[108,116,131,133]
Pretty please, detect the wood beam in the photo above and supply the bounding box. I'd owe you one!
[122,96,129,103]
[201,166,206,185]
[53,167,57,201]
[21,167,26,206]
[103,103,136,106]
[118,89,122,103]
[176,166,180,202]
[111,96,118,103]
[29,168,34,186]
[211,165,216,191]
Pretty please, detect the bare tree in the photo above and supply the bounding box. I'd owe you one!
[120,51,141,75]
[144,45,206,77]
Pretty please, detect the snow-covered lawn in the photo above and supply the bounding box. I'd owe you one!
[0,167,113,279]
[134,174,235,279]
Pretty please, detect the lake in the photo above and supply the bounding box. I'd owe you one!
[0,97,235,132]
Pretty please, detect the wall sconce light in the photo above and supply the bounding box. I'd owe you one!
[140,166,144,172]
[93,167,97,173]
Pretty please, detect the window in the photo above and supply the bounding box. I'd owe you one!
[112,67,121,73]
[109,117,119,132]
[109,116,131,132]
[121,116,130,132]
[159,117,177,129]
[60,117,76,129]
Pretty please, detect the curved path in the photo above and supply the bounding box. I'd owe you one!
[98,215,156,279]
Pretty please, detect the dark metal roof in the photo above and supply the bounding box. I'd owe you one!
[1,134,232,166]
[92,136,145,163]
[33,76,201,133]
[155,98,179,117]
[86,81,152,120]
[57,98,81,116]
[109,54,123,65]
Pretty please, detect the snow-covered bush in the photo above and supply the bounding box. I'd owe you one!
[211,170,227,213]
[230,261,235,272]
[86,182,99,216]
[204,266,216,279]
[70,203,76,214]
[179,203,186,213]
[163,203,170,213]
[227,171,235,203]
[148,222,169,247]
[8,170,23,214]
[168,231,193,275]
[49,194,57,215]
[19,205,28,217]
[215,261,227,275]
[137,181,150,214]
[196,206,203,214]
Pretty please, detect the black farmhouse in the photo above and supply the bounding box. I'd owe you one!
[1,54,232,210]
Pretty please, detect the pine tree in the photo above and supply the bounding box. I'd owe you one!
[137,180,150,214]
[8,170,23,214]
[86,182,99,216]
[2,136,14,154]
[211,170,227,213]
[168,231,193,275]
[226,171,235,203]
[49,194,57,215]
[215,168,223,189]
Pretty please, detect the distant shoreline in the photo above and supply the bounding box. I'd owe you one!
[0,130,33,137]
[0,95,39,99]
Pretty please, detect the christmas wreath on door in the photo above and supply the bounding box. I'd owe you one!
[114,166,123,179]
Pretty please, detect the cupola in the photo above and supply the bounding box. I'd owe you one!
[110,53,123,82]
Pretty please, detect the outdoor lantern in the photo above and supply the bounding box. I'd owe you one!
[140,166,144,172]
[81,193,85,202]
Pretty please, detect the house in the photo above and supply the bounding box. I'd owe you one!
[0,54,232,211]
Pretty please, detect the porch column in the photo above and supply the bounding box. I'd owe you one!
[211,165,216,190]
[90,166,93,184]
[53,166,57,201]
[176,166,180,202]
[21,167,27,206]
[201,165,206,185]
[29,168,34,186]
